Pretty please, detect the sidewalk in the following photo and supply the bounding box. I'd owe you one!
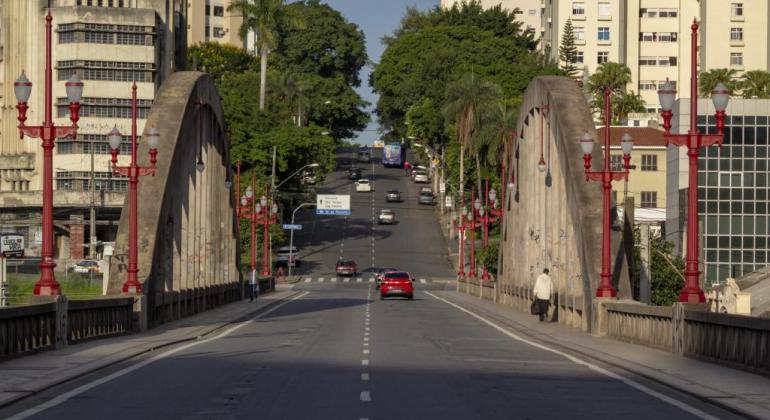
[0,289,298,408]
[434,290,770,419]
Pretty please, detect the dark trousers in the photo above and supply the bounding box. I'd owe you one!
[248,283,258,301]
[536,299,549,321]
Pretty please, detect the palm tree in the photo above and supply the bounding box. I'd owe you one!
[272,72,309,126]
[444,73,502,197]
[612,91,646,124]
[477,99,517,170]
[228,0,304,111]
[698,68,739,98]
[587,62,632,117]
[739,70,770,99]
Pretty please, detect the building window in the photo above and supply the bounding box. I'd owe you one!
[610,155,623,171]
[598,3,611,16]
[56,97,153,119]
[641,191,658,208]
[213,6,224,17]
[574,27,585,41]
[641,155,658,171]
[213,27,225,38]
[597,51,609,64]
[731,3,743,17]
[639,80,657,90]
[572,2,585,15]
[639,56,657,66]
[56,171,128,192]
[731,52,743,66]
[731,27,743,41]
[640,32,655,42]
[659,9,678,17]
[576,51,584,64]
[598,27,610,41]
[84,31,113,43]
[658,32,677,42]
[658,56,677,66]
[57,134,135,155]
[640,8,657,18]
[205,5,210,16]
[528,9,536,15]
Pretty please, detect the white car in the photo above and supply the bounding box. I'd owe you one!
[414,171,429,183]
[356,179,372,192]
[276,246,300,267]
[378,209,395,224]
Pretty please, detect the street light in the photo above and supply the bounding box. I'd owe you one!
[582,87,633,298]
[274,162,320,190]
[656,19,729,303]
[108,83,159,294]
[537,103,549,173]
[14,11,83,295]
[476,178,503,280]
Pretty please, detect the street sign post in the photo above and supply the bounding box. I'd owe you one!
[316,194,351,215]
[282,224,302,230]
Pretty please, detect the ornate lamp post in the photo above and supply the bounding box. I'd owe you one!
[452,196,469,278]
[537,103,549,173]
[254,193,279,276]
[235,163,258,281]
[108,84,159,294]
[581,88,634,298]
[467,189,478,279]
[476,179,503,281]
[657,20,730,303]
[14,11,83,295]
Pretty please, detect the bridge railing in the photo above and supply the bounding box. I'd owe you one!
[0,301,58,358]
[595,301,770,375]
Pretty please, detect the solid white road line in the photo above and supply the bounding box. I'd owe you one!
[361,373,370,381]
[425,292,721,420]
[9,291,311,420]
[360,391,371,402]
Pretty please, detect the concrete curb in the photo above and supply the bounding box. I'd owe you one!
[434,291,768,420]
[0,291,302,409]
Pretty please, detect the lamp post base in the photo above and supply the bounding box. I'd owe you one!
[595,287,617,298]
[678,289,705,303]
[34,285,60,296]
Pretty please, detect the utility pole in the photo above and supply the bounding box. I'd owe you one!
[89,134,96,259]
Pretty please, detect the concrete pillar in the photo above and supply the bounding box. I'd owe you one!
[69,215,85,261]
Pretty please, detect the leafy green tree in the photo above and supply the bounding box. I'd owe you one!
[587,62,635,120]
[739,70,770,99]
[698,68,739,98]
[444,73,502,195]
[612,91,646,124]
[271,72,309,126]
[228,0,304,110]
[559,19,579,78]
[187,42,257,84]
[406,97,447,148]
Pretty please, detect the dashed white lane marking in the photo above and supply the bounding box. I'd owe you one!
[362,359,369,366]
[368,278,374,283]
[7,291,311,420]
[363,349,370,354]
[364,337,369,342]
[318,277,325,283]
[365,327,370,331]
[425,292,721,420]
[331,277,337,283]
[360,391,371,402]
[363,342,369,347]
[344,278,350,283]
[361,373,369,381]
[357,278,362,283]
[420,278,427,284]
[364,332,369,336]
[305,278,312,283]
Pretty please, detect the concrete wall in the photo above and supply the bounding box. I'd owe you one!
[107,72,240,325]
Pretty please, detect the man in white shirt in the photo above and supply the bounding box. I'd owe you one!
[533,268,553,322]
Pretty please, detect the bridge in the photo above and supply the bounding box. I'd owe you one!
[0,75,768,419]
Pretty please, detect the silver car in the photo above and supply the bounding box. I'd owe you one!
[378,209,395,224]
[414,171,429,183]
[418,192,434,205]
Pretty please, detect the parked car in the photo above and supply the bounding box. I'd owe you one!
[419,192,434,205]
[413,171,429,183]
[335,259,358,276]
[355,179,372,192]
[419,186,433,195]
[378,209,395,224]
[276,246,300,268]
[69,259,101,274]
[348,167,362,180]
[375,267,398,289]
[411,165,428,180]
[380,271,414,300]
[385,189,402,202]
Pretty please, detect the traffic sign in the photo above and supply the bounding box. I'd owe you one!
[439,182,446,193]
[316,194,351,216]
[282,224,302,230]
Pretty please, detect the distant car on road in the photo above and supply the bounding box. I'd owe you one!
[375,267,398,289]
[276,246,300,268]
[357,150,371,163]
[378,209,395,224]
[69,259,101,274]
[355,179,372,192]
[419,186,433,195]
[385,189,401,202]
[380,271,414,300]
[414,171,429,183]
[348,167,362,180]
[335,259,358,276]
[419,192,434,205]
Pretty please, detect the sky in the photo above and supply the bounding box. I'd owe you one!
[322,0,439,145]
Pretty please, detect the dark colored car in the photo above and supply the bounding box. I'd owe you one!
[419,192,434,205]
[380,271,414,300]
[335,260,357,276]
[348,168,362,180]
[385,189,401,202]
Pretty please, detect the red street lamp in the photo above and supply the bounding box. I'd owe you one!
[254,193,279,276]
[467,189,478,279]
[476,178,503,281]
[452,194,469,278]
[537,103,549,173]
[14,11,83,295]
[581,88,634,298]
[234,165,279,278]
[657,19,730,303]
[108,83,159,294]
[235,166,258,281]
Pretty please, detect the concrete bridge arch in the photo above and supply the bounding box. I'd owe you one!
[108,72,240,325]
[499,76,632,330]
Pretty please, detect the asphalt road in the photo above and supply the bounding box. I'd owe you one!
[1,148,744,420]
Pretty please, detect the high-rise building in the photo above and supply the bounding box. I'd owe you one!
[0,0,185,260]
[185,0,244,48]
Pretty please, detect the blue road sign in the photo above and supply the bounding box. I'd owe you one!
[316,209,352,216]
[282,224,303,230]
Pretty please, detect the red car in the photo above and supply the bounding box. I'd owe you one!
[380,271,414,300]
[335,259,357,276]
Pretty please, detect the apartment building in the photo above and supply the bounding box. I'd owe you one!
[440,0,542,42]
[185,0,244,48]
[0,0,184,259]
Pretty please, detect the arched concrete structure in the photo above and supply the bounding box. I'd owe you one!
[108,72,240,325]
[498,76,631,330]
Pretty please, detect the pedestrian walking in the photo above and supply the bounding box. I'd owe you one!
[532,268,553,322]
[249,269,258,302]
